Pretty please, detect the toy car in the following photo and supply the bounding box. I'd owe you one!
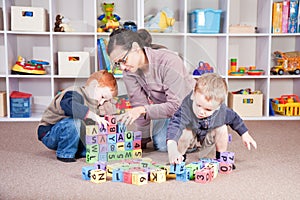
[11,56,48,75]
[271,51,300,75]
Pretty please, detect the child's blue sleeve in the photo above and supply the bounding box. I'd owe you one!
[60,91,89,119]
[225,107,248,136]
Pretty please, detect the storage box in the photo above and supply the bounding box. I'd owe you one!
[228,92,263,117]
[58,52,90,76]
[10,91,32,118]
[0,91,7,117]
[11,6,47,32]
[189,9,222,33]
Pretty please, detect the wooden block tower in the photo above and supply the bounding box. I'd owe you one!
[86,115,142,164]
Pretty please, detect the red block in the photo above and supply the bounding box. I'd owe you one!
[195,169,211,183]
[123,171,132,184]
[219,162,233,174]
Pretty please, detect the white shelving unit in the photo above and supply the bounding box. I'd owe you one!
[0,0,299,121]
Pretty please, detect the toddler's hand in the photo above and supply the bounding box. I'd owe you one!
[87,111,109,129]
[167,140,184,164]
[241,131,257,150]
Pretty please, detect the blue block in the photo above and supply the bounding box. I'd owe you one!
[176,169,190,182]
[170,162,186,174]
[112,169,123,182]
[82,166,95,180]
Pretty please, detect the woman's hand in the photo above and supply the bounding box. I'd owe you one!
[117,106,146,126]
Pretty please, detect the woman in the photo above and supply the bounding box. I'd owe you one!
[107,28,195,151]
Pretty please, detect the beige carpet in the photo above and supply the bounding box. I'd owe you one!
[0,120,300,200]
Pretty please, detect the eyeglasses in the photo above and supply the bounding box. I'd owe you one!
[114,48,131,69]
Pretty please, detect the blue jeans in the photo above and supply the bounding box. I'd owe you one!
[42,118,86,159]
[152,118,169,152]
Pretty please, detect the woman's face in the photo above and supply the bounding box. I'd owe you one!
[110,46,140,73]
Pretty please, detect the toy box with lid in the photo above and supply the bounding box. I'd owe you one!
[11,6,47,32]
[58,52,90,76]
[10,91,32,118]
[189,9,222,33]
[228,92,263,117]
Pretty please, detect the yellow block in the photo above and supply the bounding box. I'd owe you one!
[131,172,148,185]
[86,125,99,136]
[90,169,106,184]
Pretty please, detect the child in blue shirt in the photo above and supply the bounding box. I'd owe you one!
[167,73,257,165]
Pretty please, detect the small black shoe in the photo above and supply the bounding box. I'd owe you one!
[183,154,187,162]
[141,137,152,149]
[57,157,76,162]
[75,153,85,159]
[232,163,236,170]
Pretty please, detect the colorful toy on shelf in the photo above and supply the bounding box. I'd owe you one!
[54,14,73,32]
[115,96,131,114]
[97,3,120,32]
[123,21,137,32]
[271,51,300,75]
[192,61,214,76]
[271,94,300,116]
[144,7,175,33]
[11,56,49,75]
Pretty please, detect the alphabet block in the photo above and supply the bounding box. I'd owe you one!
[134,131,142,140]
[98,153,107,162]
[82,166,94,180]
[117,132,124,142]
[195,169,211,184]
[99,144,108,153]
[112,169,123,182]
[125,141,133,151]
[90,169,106,184]
[98,124,107,134]
[132,172,148,185]
[219,162,233,174]
[176,169,190,182]
[133,149,142,159]
[123,171,132,184]
[133,140,141,150]
[117,142,125,151]
[170,162,186,174]
[105,115,117,125]
[86,135,98,145]
[98,135,107,144]
[107,152,117,161]
[86,125,99,136]
[220,152,235,164]
[125,131,133,142]
[108,125,117,134]
[94,161,107,170]
[150,169,166,183]
[107,134,117,144]
[117,122,126,133]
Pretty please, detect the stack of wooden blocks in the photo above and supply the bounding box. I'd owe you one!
[85,115,142,164]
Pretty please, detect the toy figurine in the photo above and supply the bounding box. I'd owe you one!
[144,7,175,33]
[193,61,214,76]
[11,56,49,75]
[54,14,73,32]
[97,3,120,32]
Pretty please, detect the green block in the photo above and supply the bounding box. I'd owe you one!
[86,152,98,164]
[107,152,117,161]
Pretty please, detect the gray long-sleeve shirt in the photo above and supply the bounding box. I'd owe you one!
[167,92,248,143]
[123,47,196,138]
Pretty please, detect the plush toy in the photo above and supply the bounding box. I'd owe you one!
[144,7,175,33]
[97,3,120,32]
[54,14,73,32]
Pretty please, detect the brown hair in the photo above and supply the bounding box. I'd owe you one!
[194,73,228,106]
[86,70,118,97]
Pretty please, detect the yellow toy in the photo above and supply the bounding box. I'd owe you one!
[11,56,48,75]
[144,7,175,33]
[97,3,120,32]
[271,94,300,116]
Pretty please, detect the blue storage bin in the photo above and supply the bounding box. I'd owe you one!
[10,91,32,118]
[189,8,222,33]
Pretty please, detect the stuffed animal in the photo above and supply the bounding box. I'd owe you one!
[54,14,73,32]
[97,3,120,32]
[144,7,175,33]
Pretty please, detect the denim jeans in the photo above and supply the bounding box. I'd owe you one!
[152,118,169,152]
[42,118,86,159]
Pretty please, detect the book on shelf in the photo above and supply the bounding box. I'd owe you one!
[282,0,290,33]
[272,1,283,33]
[97,38,112,73]
[288,0,299,33]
